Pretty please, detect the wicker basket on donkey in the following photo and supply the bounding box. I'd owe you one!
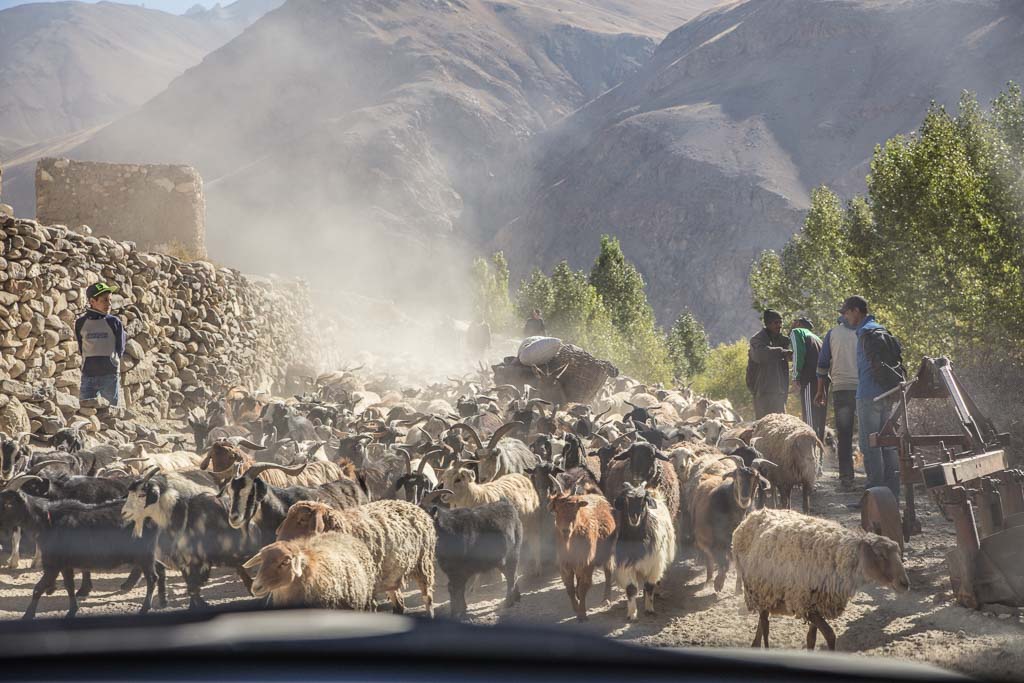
[492,344,618,404]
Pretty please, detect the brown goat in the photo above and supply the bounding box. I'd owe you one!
[548,482,617,622]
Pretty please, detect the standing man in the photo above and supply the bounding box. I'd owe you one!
[747,309,792,419]
[815,310,860,492]
[75,281,125,408]
[523,308,546,337]
[789,317,825,440]
[840,295,906,499]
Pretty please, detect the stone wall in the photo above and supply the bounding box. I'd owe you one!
[0,213,322,437]
[35,158,206,259]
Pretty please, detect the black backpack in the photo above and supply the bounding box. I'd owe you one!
[861,325,907,391]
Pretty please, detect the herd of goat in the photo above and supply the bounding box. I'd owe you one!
[0,366,909,649]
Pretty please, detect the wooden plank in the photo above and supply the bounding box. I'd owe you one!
[920,450,1006,488]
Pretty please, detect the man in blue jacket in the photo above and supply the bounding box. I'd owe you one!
[74,282,126,407]
[840,295,903,498]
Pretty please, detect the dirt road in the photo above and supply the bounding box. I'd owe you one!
[1,468,1020,680]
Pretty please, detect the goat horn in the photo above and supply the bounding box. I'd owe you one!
[547,474,566,496]
[141,465,162,483]
[420,488,453,507]
[397,448,412,474]
[245,461,308,479]
[229,437,266,451]
[418,450,441,474]
[487,421,524,452]
[450,423,483,450]
[590,434,610,448]
[717,436,748,449]
[751,458,777,470]
[718,454,745,469]
[27,460,65,475]
[494,384,522,400]
[4,474,42,491]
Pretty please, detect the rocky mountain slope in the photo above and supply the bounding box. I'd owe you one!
[0,0,282,212]
[58,0,721,303]
[494,0,1024,340]
[0,0,275,151]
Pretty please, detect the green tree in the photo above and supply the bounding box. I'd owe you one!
[589,235,673,383]
[691,340,754,420]
[515,268,555,323]
[666,310,710,380]
[750,186,857,331]
[470,251,513,331]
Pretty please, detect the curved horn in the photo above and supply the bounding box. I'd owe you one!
[228,437,267,451]
[27,460,66,475]
[134,439,160,448]
[418,450,442,474]
[450,423,483,450]
[590,434,610,448]
[624,400,639,409]
[4,474,42,491]
[718,454,745,469]
[547,474,566,496]
[487,421,524,452]
[245,461,308,480]
[749,437,762,450]
[397,448,412,474]
[141,465,162,483]
[717,436,748,450]
[751,457,778,471]
[494,384,522,400]
[611,431,636,450]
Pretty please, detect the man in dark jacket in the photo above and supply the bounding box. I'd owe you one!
[75,281,126,407]
[789,317,826,440]
[523,309,546,337]
[748,309,792,419]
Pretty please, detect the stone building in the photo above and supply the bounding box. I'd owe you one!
[36,158,206,258]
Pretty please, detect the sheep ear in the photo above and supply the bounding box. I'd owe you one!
[646,497,658,509]
[654,451,671,461]
[291,553,305,577]
[242,553,263,570]
[314,509,326,535]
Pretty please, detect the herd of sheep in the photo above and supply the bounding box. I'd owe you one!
[0,365,909,650]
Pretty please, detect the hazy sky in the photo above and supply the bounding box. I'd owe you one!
[0,0,217,14]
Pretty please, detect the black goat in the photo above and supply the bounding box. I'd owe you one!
[0,479,163,619]
[225,462,367,540]
[122,467,260,608]
[421,492,522,619]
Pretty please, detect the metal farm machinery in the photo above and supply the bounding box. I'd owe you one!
[871,356,1022,608]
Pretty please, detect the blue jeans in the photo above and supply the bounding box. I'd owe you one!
[832,390,857,481]
[858,397,899,498]
[80,373,121,407]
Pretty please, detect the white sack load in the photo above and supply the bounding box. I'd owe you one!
[518,336,563,366]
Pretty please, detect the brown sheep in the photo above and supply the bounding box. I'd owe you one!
[548,483,617,622]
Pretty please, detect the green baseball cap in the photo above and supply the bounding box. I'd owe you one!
[86,282,119,299]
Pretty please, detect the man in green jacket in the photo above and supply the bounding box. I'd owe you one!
[747,309,792,419]
[789,317,825,440]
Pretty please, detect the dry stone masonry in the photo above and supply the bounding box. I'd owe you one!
[36,158,206,259]
[0,212,322,437]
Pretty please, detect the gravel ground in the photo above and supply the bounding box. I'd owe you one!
[1,466,1021,680]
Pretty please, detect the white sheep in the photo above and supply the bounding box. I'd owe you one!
[732,508,909,650]
[275,499,436,617]
[749,413,822,512]
[243,532,377,610]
